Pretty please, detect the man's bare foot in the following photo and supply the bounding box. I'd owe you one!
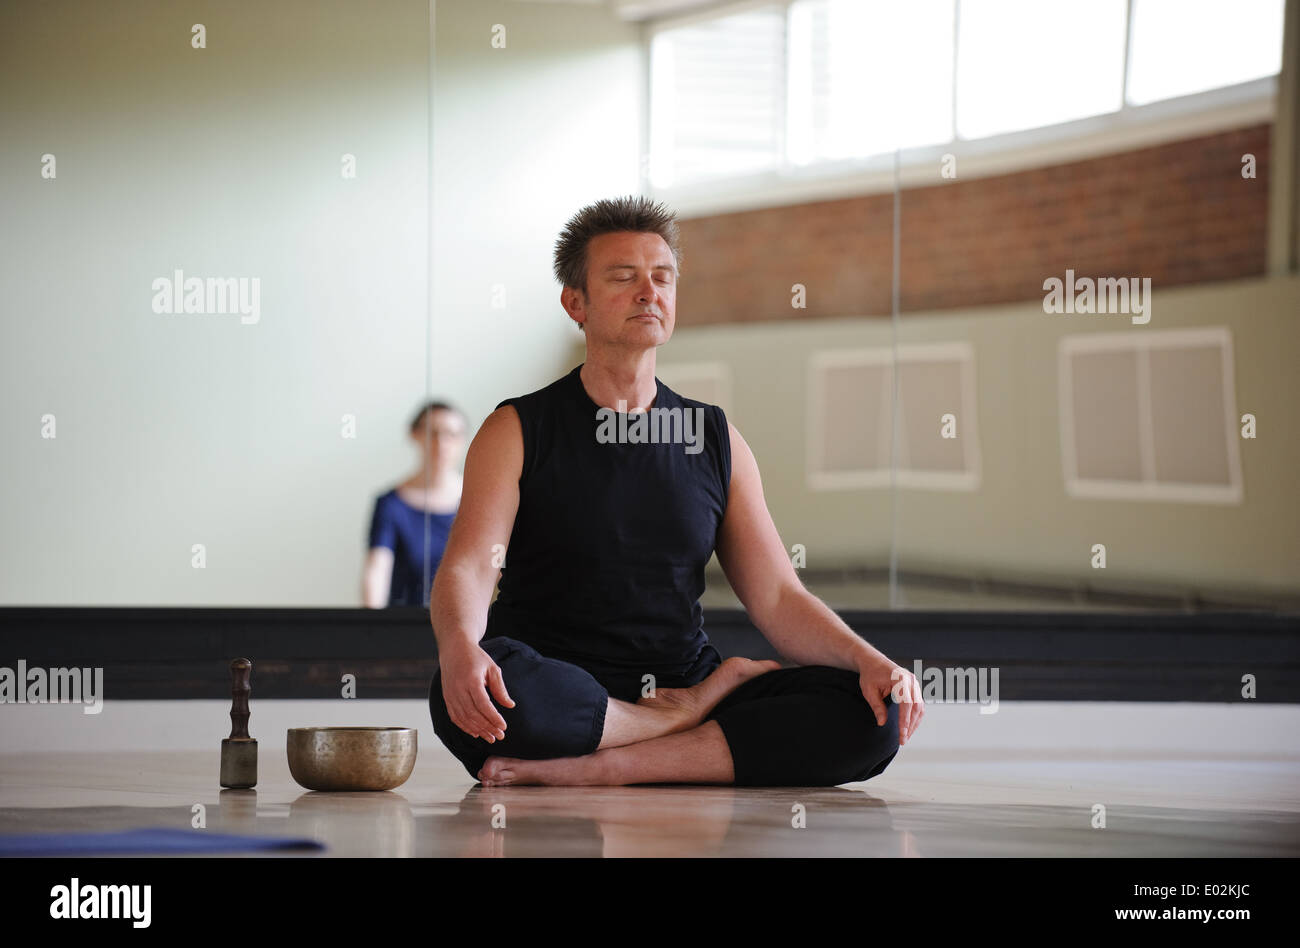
[478,755,591,787]
[476,716,739,787]
[634,656,780,735]
[474,659,780,786]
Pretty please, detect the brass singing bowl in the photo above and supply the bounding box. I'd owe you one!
[286,727,418,792]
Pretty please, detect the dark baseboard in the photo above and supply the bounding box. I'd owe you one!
[0,606,1296,702]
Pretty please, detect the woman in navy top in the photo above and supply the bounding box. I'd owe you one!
[363,401,467,607]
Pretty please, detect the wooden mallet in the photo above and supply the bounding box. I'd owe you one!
[219,658,258,789]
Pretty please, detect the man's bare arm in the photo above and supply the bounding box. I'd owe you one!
[430,405,521,649]
[429,405,524,741]
[714,421,873,669]
[714,421,924,744]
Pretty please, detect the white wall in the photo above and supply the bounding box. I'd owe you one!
[425,1,641,445]
[0,0,641,605]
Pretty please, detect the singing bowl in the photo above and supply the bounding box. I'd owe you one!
[286,727,418,791]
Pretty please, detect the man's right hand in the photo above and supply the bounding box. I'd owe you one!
[439,641,515,742]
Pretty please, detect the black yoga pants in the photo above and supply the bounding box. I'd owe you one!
[428,635,900,787]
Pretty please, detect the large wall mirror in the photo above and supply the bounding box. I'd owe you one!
[1,0,644,608]
[651,0,1296,617]
[3,0,1295,617]
[887,0,1294,614]
[2,0,433,606]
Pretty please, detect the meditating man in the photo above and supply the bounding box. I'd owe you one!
[427,196,923,787]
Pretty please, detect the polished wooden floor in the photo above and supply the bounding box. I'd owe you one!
[2,700,1297,857]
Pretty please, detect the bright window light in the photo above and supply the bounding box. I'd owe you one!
[1127,0,1284,105]
[648,5,786,188]
[955,0,1127,140]
[647,0,1281,189]
[788,0,955,164]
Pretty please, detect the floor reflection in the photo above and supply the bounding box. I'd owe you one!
[3,788,1296,857]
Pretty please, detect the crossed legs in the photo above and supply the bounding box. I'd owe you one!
[428,636,901,788]
[480,718,735,786]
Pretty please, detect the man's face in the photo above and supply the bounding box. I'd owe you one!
[563,231,676,349]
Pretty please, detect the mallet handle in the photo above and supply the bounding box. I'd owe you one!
[228,658,252,740]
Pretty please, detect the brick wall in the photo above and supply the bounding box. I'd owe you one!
[675,124,1271,325]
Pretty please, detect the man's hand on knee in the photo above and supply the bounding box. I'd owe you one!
[857,655,924,747]
[439,641,516,743]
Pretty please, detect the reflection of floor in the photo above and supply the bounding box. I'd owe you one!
[2,742,1297,857]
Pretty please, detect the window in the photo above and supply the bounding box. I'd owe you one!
[787,0,954,163]
[1127,0,1285,105]
[648,4,786,187]
[648,0,1286,191]
[955,0,1127,139]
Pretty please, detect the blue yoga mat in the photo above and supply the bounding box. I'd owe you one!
[0,828,326,856]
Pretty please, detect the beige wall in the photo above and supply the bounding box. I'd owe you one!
[663,273,1300,600]
[0,0,639,605]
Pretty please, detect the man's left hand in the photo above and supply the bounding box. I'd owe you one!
[858,656,924,747]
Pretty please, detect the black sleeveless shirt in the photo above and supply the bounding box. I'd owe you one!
[484,363,731,683]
